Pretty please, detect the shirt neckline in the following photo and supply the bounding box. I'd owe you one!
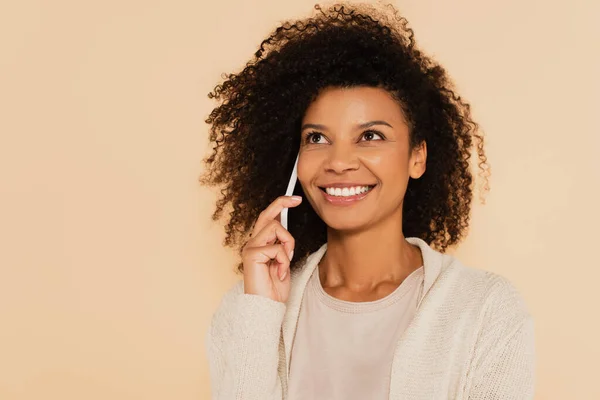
[311,265,424,313]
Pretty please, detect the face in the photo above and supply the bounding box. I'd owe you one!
[297,86,426,232]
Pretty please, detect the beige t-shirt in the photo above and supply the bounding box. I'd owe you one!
[287,264,425,399]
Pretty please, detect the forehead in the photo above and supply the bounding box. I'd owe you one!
[302,86,407,126]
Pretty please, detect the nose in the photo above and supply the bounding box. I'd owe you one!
[324,142,360,174]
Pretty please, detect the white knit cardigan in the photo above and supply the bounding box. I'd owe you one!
[205,237,535,399]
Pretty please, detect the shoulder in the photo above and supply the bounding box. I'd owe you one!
[439,255,532,330]
[206,280,244,339]
[446,256,528,305]
[410,237,527,315]
[207,279,286,342]
[220,279,245,305]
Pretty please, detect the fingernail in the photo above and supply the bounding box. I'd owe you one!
[280,269,287,281]
[291,196,302,202]
[289,250,294,261]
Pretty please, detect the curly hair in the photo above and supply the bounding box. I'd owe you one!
[200,2,490,273]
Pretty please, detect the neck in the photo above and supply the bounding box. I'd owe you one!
[320,209,423,292]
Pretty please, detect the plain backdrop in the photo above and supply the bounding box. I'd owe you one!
[1,0,599,399]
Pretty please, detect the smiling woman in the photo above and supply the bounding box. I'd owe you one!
[200,2,534,400]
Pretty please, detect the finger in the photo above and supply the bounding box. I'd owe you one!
[251,195,302,237]
[247,244,290,280]
[248,220,295,260]
[252,195,302,235]
[269,254,290,284]
[275,249,290,281]
[246,243,287,265]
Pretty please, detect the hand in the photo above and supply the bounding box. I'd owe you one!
[242,195,302,303]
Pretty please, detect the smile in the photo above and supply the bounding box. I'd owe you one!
[318,184,376,205]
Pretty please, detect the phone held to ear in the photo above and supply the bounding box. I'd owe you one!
[280,153,299,231]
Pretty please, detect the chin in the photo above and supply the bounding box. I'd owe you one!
[320,215,373,233]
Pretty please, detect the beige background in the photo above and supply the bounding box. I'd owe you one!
[1,0,598,399]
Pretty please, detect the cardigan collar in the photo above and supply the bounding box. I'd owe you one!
[282,236,444,379]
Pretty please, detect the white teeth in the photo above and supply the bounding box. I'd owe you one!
[325,186,372,197]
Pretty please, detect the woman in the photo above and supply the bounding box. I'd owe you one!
[201,3,535,399]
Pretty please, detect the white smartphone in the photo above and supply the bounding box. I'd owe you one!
[280,153,299,231]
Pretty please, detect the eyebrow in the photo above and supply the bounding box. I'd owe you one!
[301,120,394,132]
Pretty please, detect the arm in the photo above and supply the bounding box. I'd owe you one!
[205,281,287,400]
[467,277,536,400]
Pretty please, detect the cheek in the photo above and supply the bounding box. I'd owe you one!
[361,149,409,180]
[296,154,322,211]
[297,151,321,185]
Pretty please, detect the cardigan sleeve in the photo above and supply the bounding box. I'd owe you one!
[205,280,287,400]
[467,275,536,400]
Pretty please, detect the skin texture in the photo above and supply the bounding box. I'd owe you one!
[200,3,490,301]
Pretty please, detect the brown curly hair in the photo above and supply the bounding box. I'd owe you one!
[200,2,490,273]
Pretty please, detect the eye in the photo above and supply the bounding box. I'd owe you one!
[360,130,385,141]
[305,131,328,144]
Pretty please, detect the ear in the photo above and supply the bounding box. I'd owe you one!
[409,141,427,179]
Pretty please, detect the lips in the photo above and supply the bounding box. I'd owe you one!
[318,184,377,205]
